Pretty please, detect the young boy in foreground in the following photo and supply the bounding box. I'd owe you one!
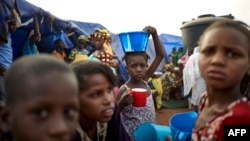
[0,54,79,141]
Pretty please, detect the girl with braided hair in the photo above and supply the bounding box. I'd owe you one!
[115,26,164,141]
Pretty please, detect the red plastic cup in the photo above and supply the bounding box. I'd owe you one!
[131,88,147,107]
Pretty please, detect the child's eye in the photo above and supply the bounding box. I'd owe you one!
[227,51,240,58]
[140,64,147,68]
[130,64,137,68]
[202,48,214,56]
[34,109,48,119]
[91,92,101,98]
[107,87,113,94]
[64,107,78,119]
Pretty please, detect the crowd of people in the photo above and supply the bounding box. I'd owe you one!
[0,9,162,140]
[1,3,250,141]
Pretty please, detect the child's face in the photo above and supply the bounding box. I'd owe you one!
[77,39,86,49]
[5,72,79,141]
[126,55,148,81]
[79,73,115,123]
[199,27,250,89]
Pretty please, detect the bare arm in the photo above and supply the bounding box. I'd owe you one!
[33,16,40,35]
[143,26,165,80]
[116,86,126,102]
[30,16,41,43]
[115,85,133,111]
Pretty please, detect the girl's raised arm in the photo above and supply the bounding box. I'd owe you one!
[143,26,164,80]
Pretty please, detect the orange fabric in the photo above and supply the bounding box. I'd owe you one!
[52,50,66,61]
[103,42,113,55]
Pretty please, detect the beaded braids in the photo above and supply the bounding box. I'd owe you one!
[88,28,112,45]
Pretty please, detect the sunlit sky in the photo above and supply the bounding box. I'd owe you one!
[26,0,250,36]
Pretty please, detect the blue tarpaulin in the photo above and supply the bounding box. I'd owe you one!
[1,0,183,82]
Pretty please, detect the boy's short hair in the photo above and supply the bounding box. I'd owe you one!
[4,54,73,107]
[70,60,116,90]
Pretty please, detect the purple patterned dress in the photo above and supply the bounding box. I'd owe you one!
[121,83,156,141]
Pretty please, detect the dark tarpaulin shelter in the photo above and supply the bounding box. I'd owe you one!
[2,0,183,82]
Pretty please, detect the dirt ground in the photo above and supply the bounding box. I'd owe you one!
[155,107,191,126]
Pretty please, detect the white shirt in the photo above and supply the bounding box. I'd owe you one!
[183,47,206,105]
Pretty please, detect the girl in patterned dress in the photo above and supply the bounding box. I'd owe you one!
[192,19,250,141]
[116,26,164,141]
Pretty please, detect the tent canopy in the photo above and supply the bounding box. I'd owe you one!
[1,0,183,81]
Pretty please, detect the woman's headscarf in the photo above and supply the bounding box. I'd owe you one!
[78,35,89,42]
[88,28,112,45]
[89,28,113,55]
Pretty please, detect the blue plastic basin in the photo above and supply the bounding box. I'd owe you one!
[118,31,149,53]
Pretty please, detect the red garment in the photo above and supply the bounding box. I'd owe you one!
[192,93,250,141]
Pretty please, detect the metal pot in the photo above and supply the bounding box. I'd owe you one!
[180,14,234,49]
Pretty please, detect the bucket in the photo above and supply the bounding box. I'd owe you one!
[169,111,197,141]
[118,31,149,53]
[134,122,171,141]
